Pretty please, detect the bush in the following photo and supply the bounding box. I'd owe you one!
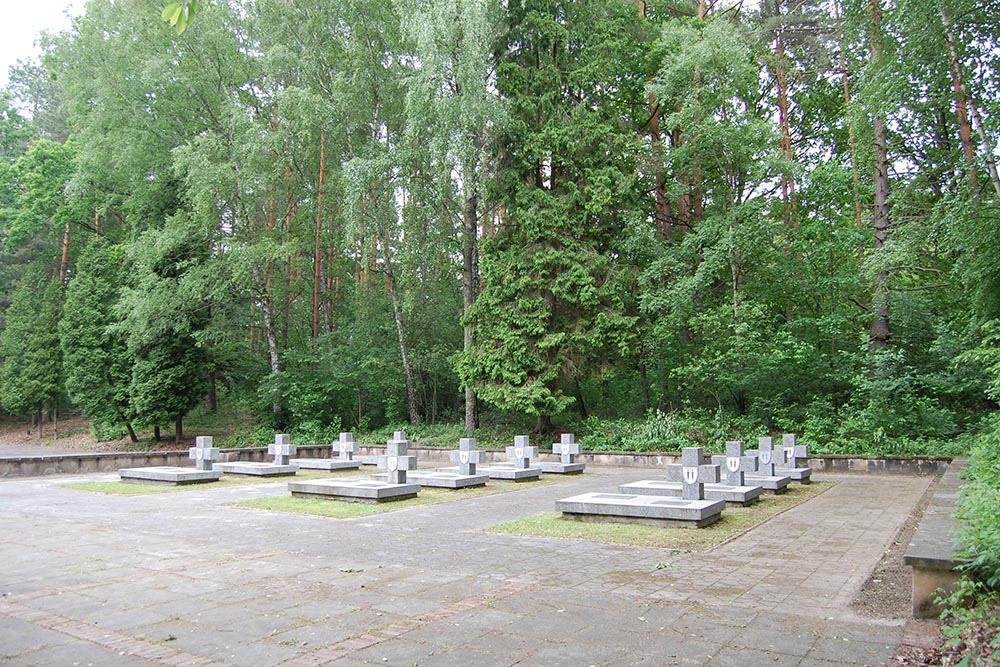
[959,415,1000,588]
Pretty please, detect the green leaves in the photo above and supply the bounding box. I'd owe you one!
[161,1,198,35]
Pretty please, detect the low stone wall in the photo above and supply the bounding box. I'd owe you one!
[0,444,951,478]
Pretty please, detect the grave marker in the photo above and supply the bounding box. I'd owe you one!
[665,447,720,500]
[269,434,296,466]
[188,436,220,471]
[505,435,539,469]
[719,440,756,486]
[755,437,787,476]
[450,438,483,475]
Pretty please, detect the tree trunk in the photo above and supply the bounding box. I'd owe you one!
[313,131,327,338]
[574,375,588,420]
[940,4,979,200]
[117,409,139,443]
[59,223,71,284]
[869,0,890,351]
[534,414,553,435]
[260,284,283,421]
[386,263,420,426]
[835,0,864,239]
[208,370,218,413]
[773,0,796,226]
[175,416,183,445]
[154,425,161,441]
[462,188,480,433]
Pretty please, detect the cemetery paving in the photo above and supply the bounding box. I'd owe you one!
[0,467,930,666]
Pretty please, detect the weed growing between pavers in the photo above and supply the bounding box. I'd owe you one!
[487,481,834,550]
[229,477,564,518]
[61,469,360,494]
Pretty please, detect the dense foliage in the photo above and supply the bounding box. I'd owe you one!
[0,0,997,453]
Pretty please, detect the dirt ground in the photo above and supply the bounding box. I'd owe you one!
[0,416,177,453]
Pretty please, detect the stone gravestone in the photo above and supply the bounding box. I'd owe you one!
[470,435,541,481]
[539,433,586,474]
[450,438,483,475]
[291,432,363,471]
[506,435,539,469]
[214,433,299,477]
[778,433,812,483]
[665,447,720,500]
[189,436,220,471]
[269,434,296,466]
[119,435,222,485]
[390,438,488,488]
[378,432,417,485]
[718,440,756,486]
[755,436,786,476]
[338,432,357,461]
[742,436,792,492]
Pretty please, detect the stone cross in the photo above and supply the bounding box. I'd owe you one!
[718,440,756,486]
[269,434,296,465]
[379,433,416,484]
[337,432,356,461]
[450,438,483,475]
[782,433,808,468]
[755,437,787,476]
[188,436,220,471]
[666,447,720,500]
[505,435,538,469]
[553,433,582,464]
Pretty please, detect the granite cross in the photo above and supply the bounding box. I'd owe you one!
[269,434,296,465]
[719,440,756,486]
[505,435,538,469]
[666,447,720,500]
[756,437,787,476]
[379,433,416,484]
[782,433,808,468]
[553,433,582,464]
[188,436,220,471]
[337,432,356,461]
[450,437,483,475]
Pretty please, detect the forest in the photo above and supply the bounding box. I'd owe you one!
[0,0,998,457]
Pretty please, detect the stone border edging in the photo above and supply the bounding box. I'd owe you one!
[0,444,951,478]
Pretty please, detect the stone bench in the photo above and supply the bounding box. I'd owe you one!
[903,458,969,619]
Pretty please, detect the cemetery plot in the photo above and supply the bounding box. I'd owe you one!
[64,468,357,495]
[462,435,542,481]
[374,438,488,488]
[291,432,363,471]
[744,436,792,493]
[776,433,812,483]
[214,434,299,477]
[491,481,835,550]
[287,431,420,503]
[619,443,763,506]
[117,436,222,486]
[538,433,586,474]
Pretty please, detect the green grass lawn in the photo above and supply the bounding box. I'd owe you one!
[487,481,834,551]
[61,468,361,494]
[229,476,563,518]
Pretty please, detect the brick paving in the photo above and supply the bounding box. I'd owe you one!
[0,467,929,666]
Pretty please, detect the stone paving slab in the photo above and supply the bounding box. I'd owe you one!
[0,467,930,666]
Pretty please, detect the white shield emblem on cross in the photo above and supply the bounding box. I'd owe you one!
[387,456,398,471]
[459,451,469,464]
[683,467,698,484]
[196,449,204,459]
[784,447,794,461]
[514,448,523,458]
[760,451,772,465]
[726,457,739,472]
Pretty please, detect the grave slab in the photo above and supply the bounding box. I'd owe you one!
[454,464,541,482]
[216,434,299,476]
[742,473,792,493]
[287,477,420,503]
[119,466,221,486]
[618,479,762,506]
[292,432,363,471]
[776,433,812,483]
[118,436,222,485]
[556,492,725,528]
[213,461,298,477]
[372,469,488,489]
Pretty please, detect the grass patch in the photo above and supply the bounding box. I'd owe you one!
[61,469,359,495]
[487,481,834,551]
[230,476,562,518]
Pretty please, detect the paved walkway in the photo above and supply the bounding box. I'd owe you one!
[0,468,929,666]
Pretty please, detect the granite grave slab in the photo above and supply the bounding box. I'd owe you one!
[775,433,812,483]
[119,435,223,486]
[291,432,363,471]
[215,434,299,477]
